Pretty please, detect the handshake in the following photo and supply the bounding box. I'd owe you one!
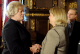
[30,44,42,54]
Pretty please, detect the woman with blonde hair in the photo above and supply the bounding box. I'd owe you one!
[41,7,68,54]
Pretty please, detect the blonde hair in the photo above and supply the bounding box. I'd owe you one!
[6,1,24,18]
[49,7,67,27]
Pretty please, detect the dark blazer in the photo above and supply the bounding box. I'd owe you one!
[2,19,32,54]
[68,21,80,54]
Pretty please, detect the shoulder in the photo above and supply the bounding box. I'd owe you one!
[4,19,17,27]
[46,28,60,38]
[48,26,65,34]
[53,26,66,36]
[54,26,65,32]
[74,21,80,27]
[48,28,57,35]
[3,19,17,30]
[75,21,80,24]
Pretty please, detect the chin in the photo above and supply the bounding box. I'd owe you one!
[49,22,51,24]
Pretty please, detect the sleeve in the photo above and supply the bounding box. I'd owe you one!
[41,29,59,54]
[3,23,31,54]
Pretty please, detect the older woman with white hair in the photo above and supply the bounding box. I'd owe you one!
[2,1,41,54]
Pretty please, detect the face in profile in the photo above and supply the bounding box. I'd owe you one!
[48,13,56,26]
[13,7,24,21]
[67,9,77,21]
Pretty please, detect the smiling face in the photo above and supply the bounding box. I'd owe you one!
[12,7,24,21]
[49,13,56,26]
[6,1,25,22]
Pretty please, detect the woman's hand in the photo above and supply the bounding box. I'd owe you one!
[30,44,42,54]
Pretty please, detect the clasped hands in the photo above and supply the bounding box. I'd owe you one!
[30,44,42,54]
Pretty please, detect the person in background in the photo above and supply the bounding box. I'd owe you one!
[2,1,41,54]
[67,8,80,54]
[40,7,68,54]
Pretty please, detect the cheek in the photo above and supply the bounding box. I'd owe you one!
[48,16,51,20]
[70,15,74,18]
[48,16,50,18]
[67,14,69,17]
[67,14,70,17]
[49,17,52,21]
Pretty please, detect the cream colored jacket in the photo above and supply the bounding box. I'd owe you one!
[41,26,68,54]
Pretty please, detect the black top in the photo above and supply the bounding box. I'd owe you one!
[67,21,80,54]
[2,19,32,54]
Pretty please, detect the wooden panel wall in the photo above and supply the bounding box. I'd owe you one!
[26,9,49,44]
